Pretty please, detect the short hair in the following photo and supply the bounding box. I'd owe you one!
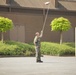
[35,32,39,35]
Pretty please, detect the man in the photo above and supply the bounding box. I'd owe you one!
[34,31,43,62]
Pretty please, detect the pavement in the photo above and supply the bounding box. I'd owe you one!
[0,56,76,75]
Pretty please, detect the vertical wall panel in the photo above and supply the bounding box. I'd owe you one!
[10,25,18,41]
[10,25,25,42]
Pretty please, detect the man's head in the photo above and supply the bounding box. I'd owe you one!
[35,32,39,36]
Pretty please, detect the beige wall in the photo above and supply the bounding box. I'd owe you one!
[0,11,75,43]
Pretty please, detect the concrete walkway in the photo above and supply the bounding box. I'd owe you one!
[0,56,76,75]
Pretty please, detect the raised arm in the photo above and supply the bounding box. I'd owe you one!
[39,30,43,38]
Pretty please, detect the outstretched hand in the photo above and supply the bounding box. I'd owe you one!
[41,30,43,33]
[40,30,43,37]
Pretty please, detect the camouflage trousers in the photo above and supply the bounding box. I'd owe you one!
[35,46,41,61]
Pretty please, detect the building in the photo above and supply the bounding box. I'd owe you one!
[0,0,76,43]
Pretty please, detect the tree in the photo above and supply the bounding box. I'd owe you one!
[0,16,13,43]
[50,17,71,44]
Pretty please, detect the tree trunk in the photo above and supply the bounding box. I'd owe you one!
[60,31,62,44]
[1,32,4,43]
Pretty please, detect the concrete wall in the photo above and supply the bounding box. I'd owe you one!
[0,10,75,43]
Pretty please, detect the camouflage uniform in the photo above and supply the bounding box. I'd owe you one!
[34,31,43,62]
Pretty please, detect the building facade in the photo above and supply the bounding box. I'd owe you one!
[0,0,76,43]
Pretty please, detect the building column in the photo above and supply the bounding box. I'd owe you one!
[51,0,58,8]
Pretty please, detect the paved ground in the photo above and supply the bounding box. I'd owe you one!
[0,56,76,75]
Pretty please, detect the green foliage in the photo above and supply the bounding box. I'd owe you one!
[0,16,13,32]
[50,17,71,31]
[50,17,71,44]
[41,42,75,56]
[0,16,13,42]
[0,41,75,56]
[0,41,35,57]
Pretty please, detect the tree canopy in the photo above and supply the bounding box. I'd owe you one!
[0,16,13,42]
[0,16,13,32]
[50,17,71,32]
[50,17,71,44]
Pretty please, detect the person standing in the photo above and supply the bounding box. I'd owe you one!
[34,31,43,62]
